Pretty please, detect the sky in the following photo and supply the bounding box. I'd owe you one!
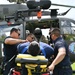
[0,0,75,20]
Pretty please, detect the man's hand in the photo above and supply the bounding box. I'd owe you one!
[47,63,55,72]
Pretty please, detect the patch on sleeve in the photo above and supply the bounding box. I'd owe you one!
[69,42,75,54]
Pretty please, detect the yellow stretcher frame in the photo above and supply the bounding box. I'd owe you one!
[15,54,48,75]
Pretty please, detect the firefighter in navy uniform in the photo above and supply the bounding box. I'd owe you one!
[48,28,72,75]
[3,28,28,75]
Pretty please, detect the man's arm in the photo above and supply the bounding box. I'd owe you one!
[48,47,66,71]
[5,38,28,45]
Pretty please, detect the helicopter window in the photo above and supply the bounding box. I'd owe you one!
[71,27,75,34]
[71,22,75,26]
[58,18,75,42]
[60,20,71,34]
[70,22,75,34]
[70,20,75,34]
[61,27,71,34]
[60,19,75,35]
[61,20,71,27]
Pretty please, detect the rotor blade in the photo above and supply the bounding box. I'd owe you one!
[58,8,71,16]
[52,3,75,8]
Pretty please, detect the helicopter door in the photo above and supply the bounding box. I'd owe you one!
[26,18,60,44]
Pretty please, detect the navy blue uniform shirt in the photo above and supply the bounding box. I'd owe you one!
[3,36,19,75]
[17,42,54,59]
[53,37,71,67]
[4,36,18,61]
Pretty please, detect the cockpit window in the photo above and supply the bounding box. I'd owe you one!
[62,27,71,34]
[61,20,71,27]
[60,19,75,34]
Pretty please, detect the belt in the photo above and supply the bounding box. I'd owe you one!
[62,66,71,69]
[56,66,71,69]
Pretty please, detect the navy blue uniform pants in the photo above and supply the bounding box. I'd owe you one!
[53,66,72,75]
[3,59,16,75]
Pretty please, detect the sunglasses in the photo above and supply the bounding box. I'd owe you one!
[16,32,20,36]
[18,33,20,36]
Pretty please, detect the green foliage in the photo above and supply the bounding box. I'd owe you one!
[71,63,75,70]
[65,34,75,41]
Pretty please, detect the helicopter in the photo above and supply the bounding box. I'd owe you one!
[0,0,75,22]
[0,0,75,70]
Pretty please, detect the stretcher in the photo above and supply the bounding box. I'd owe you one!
[13,54,49,75]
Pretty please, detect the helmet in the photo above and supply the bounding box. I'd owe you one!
[34,28,42,39]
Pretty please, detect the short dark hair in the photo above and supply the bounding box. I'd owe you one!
[51,28,60,37]
[10,28,20,34]
[28,41,40,56]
